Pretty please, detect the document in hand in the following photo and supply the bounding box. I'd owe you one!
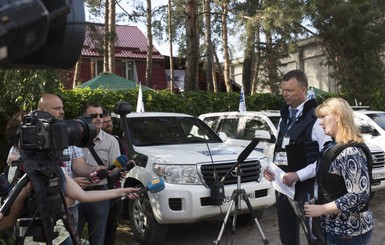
[266,161,295,199]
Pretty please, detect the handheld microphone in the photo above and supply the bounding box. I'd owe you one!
[89,169,108,184]
[121,177,165,200]
[108,155,129,170]
[123,160,136,171]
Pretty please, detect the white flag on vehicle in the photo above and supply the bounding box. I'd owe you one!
[136,82,145,113]
[239,85,246,112]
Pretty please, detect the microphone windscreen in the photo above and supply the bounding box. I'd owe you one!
[112,155,128,170]
[89,169,108,183]
[147,178,165,193]
[124,160,136,171]
[237,138,260,163]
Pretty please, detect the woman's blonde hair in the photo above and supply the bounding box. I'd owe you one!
[315,97,363,144]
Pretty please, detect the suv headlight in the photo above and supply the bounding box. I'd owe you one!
[257,157,270,182]
[153,163,202,184]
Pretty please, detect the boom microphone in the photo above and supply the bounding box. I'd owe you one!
[108,155,129,170]
[220,138,260,183]
[121,177,165,200]
[238,138,260,163]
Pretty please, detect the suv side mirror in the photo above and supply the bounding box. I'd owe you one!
[115,102,132,115]
[218,132,227,142]
[359,125,374,134]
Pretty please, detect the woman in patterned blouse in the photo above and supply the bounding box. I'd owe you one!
[304,97,374,245]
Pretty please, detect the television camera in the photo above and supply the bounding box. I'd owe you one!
[0,0,86,69]
[1,111,96,244]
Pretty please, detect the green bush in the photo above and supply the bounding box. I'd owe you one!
[0,88,358,171]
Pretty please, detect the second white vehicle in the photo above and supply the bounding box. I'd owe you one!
[199,110,385,192]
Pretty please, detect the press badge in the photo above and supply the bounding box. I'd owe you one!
[314,182,318,200]
[282,136,290,148]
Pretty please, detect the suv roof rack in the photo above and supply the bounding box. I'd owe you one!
[351,105,370,110]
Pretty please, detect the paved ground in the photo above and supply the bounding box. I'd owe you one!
[115,189,385,244]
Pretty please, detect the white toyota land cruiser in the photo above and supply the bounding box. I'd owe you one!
[113,102,275,245]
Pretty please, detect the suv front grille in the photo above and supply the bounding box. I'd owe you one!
[371,150,385,169]
[200,160,261,186]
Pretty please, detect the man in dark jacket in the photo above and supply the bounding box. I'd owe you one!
[263,70,330,245]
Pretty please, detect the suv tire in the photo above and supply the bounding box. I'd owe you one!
[128,185,168,245]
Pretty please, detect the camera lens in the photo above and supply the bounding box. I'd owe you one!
[64,117,97,147]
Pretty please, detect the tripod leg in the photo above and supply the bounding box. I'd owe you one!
[231,191,240,245]
[213,198,236,245]
[241,190,269,245]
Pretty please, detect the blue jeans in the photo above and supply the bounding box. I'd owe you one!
[326,230,373,245]
[77,185,110,245]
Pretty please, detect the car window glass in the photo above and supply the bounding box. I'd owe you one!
[127,116,221,145]
[201,116,218,129]
[217,118,238,138]
[268,116,280,129]
[367,113,385,131]
[243,118,270,140]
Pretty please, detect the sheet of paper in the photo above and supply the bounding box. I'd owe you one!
[266,161,295,199]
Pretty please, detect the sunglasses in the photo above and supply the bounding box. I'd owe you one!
[89,113,104,118]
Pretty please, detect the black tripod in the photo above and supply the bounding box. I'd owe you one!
[213,138,268,245]
[213,164,268,245]
[0,155,81,245]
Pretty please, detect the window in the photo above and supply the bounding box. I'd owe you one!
[243,118,270,140]
[217,119,238,138]
[125,61,136,82]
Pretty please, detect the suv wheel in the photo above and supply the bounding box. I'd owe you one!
[128,187,168,244]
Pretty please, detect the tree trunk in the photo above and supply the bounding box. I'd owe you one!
[168,0,174,90]
[251,27,261,95]
[221,0,232,92]
[204,0,214,92]
[185,0,199,91]
[242,19,255,95]
[72,59,81,88]
[104,0,110,72]
[146,0,153,87]
[108,0,116,73]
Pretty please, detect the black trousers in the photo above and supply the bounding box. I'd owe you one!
[104,197,123,245]
[275,179,324,245]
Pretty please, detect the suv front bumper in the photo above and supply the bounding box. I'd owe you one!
[148,180,275,224]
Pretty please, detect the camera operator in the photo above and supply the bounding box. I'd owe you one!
[37,94,103,245]
[76,102,121,245]
[0,182,32,230]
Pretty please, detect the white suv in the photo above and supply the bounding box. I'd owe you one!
[199,111,385,192]
[113,103,275,245]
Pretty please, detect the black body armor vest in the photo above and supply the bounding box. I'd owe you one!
[274,99,319,172]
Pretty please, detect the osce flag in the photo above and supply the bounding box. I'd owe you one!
[239,86,246,112]
[136,82,145,113]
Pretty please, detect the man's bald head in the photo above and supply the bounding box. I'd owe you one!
[38,94,65,119]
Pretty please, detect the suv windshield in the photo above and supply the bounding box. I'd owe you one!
[126,116,222,146]
[366,113,385,131]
